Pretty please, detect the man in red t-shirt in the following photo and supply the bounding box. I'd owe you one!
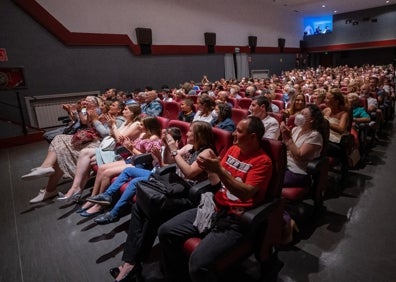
[158,116,272,282]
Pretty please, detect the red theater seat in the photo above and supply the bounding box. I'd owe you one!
[162,101,180,120]
[212,127,233,159]
[237,98,252,110]
[272,99,285,110]
[156,116,170,130]
[168,120,191,146]
[230,108,248,127]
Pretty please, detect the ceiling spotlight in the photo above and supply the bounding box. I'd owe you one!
[334,10,337,13]
[322,5,326,8]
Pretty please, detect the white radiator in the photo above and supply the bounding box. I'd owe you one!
[25,91,100,128]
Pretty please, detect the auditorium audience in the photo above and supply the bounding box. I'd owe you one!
[89,127,182,225]
[22,96,107,203]
[57,103,142,202]
[26,62,395,280]
[79,116,162,217]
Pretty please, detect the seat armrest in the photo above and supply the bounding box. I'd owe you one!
[306,156,328,174]
[156,164,177,176]
[188,180,214,205]
[133,153,153,166]
[58,116,71,124]
[240,198,280,227]
[115,146,130,156]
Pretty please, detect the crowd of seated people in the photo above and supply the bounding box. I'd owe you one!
[24,63,395,281]
[22,96,125,203]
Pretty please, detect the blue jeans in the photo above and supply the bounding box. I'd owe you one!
[158,208,246,282]
[104,167,152,217]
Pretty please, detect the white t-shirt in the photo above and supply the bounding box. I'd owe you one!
[367,97,378,109]
[193,110,214,125]
[262,115,280,140]
[287,127,323,175]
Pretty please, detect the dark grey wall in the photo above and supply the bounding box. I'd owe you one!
[0,0,296,125]
[307,47,396,68]
[250,53,296,77]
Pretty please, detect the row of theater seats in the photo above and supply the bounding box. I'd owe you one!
[158,102,328,212]
[97,104,332,279]
[158,99,251,127]
[108,93,356,279]
[78,83,390,277]
[159,97,285,125]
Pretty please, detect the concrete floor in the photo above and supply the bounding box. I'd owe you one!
[1,120,396,282]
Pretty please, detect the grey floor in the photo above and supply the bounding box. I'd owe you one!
[1,120,396,282]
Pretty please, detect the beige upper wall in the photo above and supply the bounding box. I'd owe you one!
[37,0,303,47]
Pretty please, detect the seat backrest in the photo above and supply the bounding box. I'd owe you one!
[188,95,198,104]
[212,127,233,159]
[226,97,238,108]
[272,99,285,110]
[156,116,170,130]
[261,138,287,200]
[286,114,295,129]
[274,93,284,101]
[168,120,190,146]
[268,112,285,124]
[231,108,248,126]
[237,98,252,110]
[162,101,181,120]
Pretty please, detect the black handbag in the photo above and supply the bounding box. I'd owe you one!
[136,165,193,219]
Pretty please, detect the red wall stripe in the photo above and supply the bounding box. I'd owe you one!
[308,39,396,53]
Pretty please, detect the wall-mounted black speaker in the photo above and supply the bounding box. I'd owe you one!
[248,36,257,53]
[204,32,216,54]
[278,38,285,53]
[135,28,152,55]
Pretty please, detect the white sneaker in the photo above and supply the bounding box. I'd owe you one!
[21,167,55,181]
[29,189,59,204]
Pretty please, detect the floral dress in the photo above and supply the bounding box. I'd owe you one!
[50,134,100,179]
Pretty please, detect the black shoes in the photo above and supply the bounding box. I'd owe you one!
[94,212,119,225]
[87,193,112,205]
[75,204,94,214]
[79,209,104,218]
[109,267,120,279]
